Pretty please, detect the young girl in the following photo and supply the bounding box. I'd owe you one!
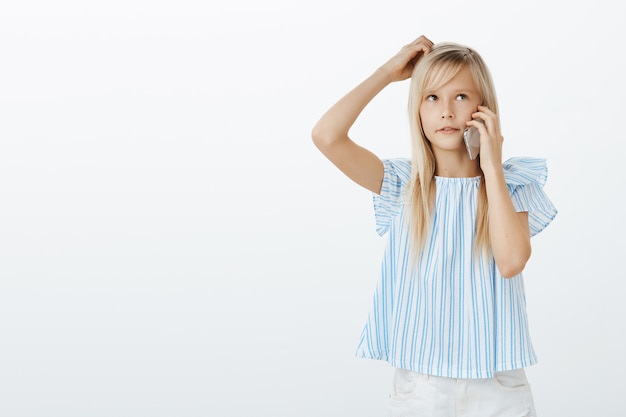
[312,35,557,417]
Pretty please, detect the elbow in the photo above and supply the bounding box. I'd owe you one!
[311,125,324,148]
[311,124,332,152]
[497,247,532,279]
[311,118,348,152]
[498,262,526,279]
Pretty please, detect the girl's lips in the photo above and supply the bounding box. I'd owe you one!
[438,127,459,133]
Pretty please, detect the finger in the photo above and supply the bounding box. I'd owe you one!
[471,109,503,146]
[469,112,489,125]
[466,117,493,140]
[406,36,434,52]
[404,39,431,52]
[477,105,496,117]
[409,42,433,59]
[401,44,429,66]
[472,109,498,129]
[411,35,434,47]
[466,118,487,133]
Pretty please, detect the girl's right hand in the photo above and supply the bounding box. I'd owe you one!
[379,35,434,82]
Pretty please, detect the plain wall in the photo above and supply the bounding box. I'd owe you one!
[0,0,624,416]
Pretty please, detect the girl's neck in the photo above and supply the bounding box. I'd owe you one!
[433,152,482,178]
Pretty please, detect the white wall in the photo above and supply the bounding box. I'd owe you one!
[0,1,623,416]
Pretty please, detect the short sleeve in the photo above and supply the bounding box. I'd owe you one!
[503,157,558,237]
[373,158,412,236]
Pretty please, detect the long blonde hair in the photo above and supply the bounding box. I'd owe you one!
[406,42,499,256]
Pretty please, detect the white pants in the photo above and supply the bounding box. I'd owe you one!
[388,368,537,417]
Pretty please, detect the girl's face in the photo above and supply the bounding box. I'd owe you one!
[419,66,482,155]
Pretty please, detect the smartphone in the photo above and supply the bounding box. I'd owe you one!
[463,125,481,160]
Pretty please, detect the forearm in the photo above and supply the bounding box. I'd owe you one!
[484,166,531,278]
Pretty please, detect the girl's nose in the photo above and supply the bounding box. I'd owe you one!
[441,109,454,119]
[440,102,454,119]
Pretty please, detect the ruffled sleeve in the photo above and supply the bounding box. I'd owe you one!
[373,158,412,236]
[503,157,558,237]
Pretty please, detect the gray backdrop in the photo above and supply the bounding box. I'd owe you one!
[1,0,623,416]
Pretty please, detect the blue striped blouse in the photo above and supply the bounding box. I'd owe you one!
[355,157,557,378]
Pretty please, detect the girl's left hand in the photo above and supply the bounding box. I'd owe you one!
[466,105,504,174]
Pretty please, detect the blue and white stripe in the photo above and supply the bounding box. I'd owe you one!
[356,157,557,379]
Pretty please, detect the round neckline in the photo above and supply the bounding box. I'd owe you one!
[434,175,482,181]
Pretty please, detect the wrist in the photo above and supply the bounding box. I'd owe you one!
[373,66,395,85]
[481,161,505,181]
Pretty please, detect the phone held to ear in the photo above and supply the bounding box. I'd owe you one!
[463,124,481,160]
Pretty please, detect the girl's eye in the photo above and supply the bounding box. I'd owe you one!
[456,94,468,101]
[426,95,438,101]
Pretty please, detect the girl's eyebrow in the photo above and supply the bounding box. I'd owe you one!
[424,87,478,95]
[446,87,478,94]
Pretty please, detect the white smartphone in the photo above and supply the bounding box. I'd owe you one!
[463,125,481,160]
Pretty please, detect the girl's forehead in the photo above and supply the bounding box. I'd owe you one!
[425,66,478,92]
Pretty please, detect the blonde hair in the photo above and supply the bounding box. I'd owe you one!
[406,42,499,256]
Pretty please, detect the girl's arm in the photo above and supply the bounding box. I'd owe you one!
[484,173,531,278]
[468,106,531,278]
[311,35,433,194]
